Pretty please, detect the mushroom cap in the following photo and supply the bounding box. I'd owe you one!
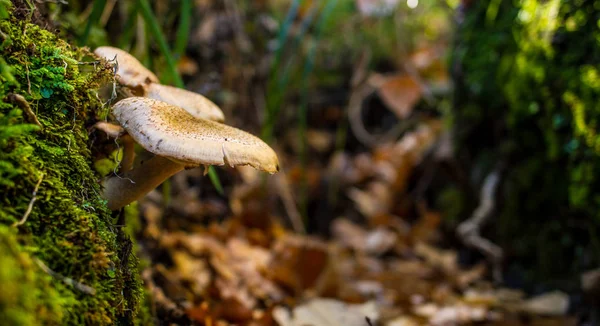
[146,83,225,122]
[94,46,159,88]
[112,97,279,174]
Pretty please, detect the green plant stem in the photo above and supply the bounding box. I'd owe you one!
[261,0,303,141]
[137,0,184,87]
[79,0,107,46]
[174,0,192,58]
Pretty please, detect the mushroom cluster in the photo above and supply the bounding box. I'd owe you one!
[94,47,279,210]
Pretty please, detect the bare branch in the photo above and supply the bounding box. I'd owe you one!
[457,170,504,281]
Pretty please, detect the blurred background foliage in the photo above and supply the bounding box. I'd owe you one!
[451,0,600,291]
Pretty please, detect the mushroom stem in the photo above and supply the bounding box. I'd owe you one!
[102,155,183,210]
[119,134,136,173]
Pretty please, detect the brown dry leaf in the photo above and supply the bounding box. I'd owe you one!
[195,14,217,43]
[269,234,329,293]
[225,239,285,302]
[409,46,441,71]
[286,129,333,153]
[177,55,199,76]
[348,188,382,218]
[521,291,569,316]
[409,204,442,244]
[388,260,436,279]
[215,276,257,311]
[374,74,423,119]
[142,269,183,318]
[287,163,322,192]
[273,298,379,326]
[307,129,334,153]
[331,218,368,252]
[348,182,393,219]
[414,242,457,275]
[213,297,254,323]
[351,280,385,299]
[454,263,487,289]
[331,219,397,256]
[364,227,397,255]
[426,304,490,325]
[327,152,363,185]
[171,251,211,295]
[141,201,162,239]
[581,268,600,294]
[385,315,421,326]
[462,288,501,306]
[186,302,211,324]
[375,270,433,304]
[227,238,271,270]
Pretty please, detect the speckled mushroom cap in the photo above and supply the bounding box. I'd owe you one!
[146,83,225,122]
[112,97,279,174]
[94,46,159,88]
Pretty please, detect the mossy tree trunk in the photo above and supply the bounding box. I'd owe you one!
[449,0,600,290]
[0,10,149,326]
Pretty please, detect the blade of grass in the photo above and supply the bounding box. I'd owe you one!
[174,0,192,58]
[208,168,224,195]
[277,3,319,89]
[261,0,303,141]
[117,5,139,49]
[79,0,107,46]
[137,0,223,195]
[261,4,317,143]
[137,0,184,87]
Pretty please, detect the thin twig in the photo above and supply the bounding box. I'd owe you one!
[12,173,44,227]
[275,172,306,234]
[25,64,32,94]
[8,93,42,128]
[457,170,503,281]
[34,258,97,295]
[100,0,117,26]
[347,83,416,147]
[348,83,377,146]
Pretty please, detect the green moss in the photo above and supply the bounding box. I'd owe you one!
[0,225,65,324]
[0,15,149,325]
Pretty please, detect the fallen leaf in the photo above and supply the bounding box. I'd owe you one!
[273,298,379,326]
[375,74,422,119]
[521,291,569,316]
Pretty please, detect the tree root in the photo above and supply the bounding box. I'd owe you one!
[457,169,504,282]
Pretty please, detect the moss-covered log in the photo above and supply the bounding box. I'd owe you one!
[449,0,600,289]
[0,11,148,325]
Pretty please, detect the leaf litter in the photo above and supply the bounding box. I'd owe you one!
[136,118,573,325]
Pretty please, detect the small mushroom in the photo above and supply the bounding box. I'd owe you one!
[101,97,279,210]
[94,46,225,122]
[92,121,136,172]
[146,83,225,122]
[94,46,159,89]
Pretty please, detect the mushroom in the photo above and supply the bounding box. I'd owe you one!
[146,83,224,122]
[94,46,225,122]
[94,46,159,90]
[101,97,279,210]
